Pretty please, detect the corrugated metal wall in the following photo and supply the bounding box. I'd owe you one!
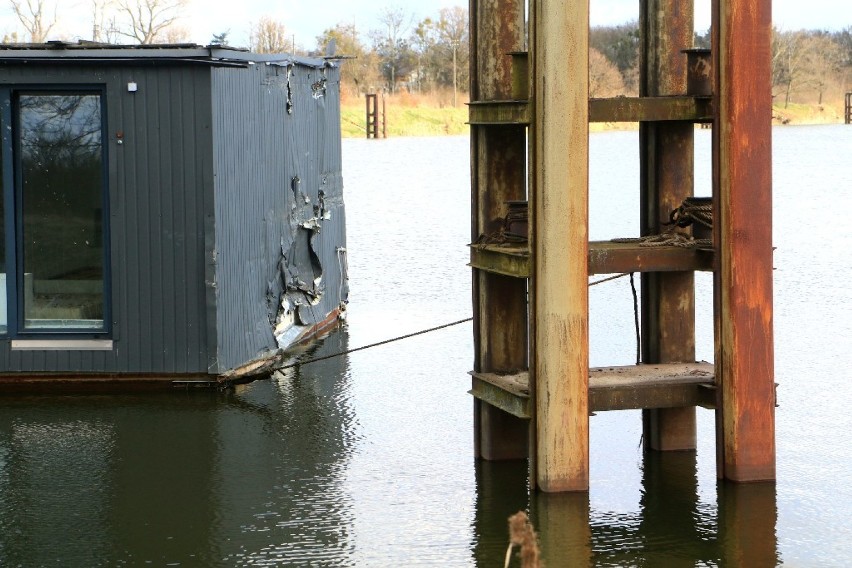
[210,61,346,372]
[0,64,213,374]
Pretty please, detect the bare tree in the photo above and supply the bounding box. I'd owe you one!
[9,0,57,42]
[802,34,843,105]
[250,16,289,53]
[589,48,625,97]
[91,0,114,42]
[114,0,187,44]
[772,28,809,107]
[374,5,413,93]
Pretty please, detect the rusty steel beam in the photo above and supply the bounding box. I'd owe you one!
[468,96,713,126]
[639,0,698,452]
[590,96,712,123]
[468,100,530,125]
[588,242,712,275]
[469,241,712,279]
[470,363,716,418]
[469,0,528,461]
[713,0,776,482]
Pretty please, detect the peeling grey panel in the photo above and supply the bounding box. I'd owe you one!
[210,61,347,372]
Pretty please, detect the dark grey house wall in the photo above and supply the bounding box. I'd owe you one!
[0,64,213,374]
[210,61,347,372]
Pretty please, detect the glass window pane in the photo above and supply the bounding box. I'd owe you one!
[18,94,105,331]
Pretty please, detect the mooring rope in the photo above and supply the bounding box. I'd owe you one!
[281,272,638,372]
[278,317,474,370]
[630,273,641,365]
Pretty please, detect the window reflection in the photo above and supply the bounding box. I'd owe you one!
[18,94,105,331]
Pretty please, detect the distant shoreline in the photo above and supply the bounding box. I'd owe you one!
[339,100,846,138]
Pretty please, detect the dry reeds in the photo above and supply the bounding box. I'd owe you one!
[504,511,541,568]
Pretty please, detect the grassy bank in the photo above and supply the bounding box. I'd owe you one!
[340,92,469,138]
[772,102,845,125]
[339,96,846,137]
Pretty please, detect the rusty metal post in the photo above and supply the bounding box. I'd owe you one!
[713,0,776,482]
[469,0,528,461]
[531,0,590,492]
[639,0,697,452]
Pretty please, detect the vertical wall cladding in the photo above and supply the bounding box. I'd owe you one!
[111,64,212,374]
[210,60,346,372]
[0,63,212,374]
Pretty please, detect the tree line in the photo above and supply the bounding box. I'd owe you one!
[588,23,852,107]
[5,2,851,108]
[2,1,470,103]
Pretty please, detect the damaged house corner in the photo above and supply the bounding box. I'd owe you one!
[0,45,348,389]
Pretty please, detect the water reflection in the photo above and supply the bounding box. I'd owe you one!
[214,329,358,565]
[0,330,357,565]
[474,451,779,566]
[717,481,778,567]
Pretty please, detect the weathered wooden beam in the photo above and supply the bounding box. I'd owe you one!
[531,0,590,493]
[713,0,776,482]
[590,96,712,122]
[469,241,713,278]
[639,0,698,452]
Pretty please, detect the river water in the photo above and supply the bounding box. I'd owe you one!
[1,125,850,566]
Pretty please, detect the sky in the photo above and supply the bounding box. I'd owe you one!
[0,0,849,48]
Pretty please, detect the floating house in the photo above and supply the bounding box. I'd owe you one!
[0,43,348,388]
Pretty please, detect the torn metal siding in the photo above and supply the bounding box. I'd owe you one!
[210,61,347,373]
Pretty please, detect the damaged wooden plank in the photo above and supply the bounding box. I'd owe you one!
[469,362,716,419]
[469,241,713,278]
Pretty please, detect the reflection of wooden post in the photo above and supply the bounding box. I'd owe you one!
[472,460,529,565]
[713,0,776,482]
[534,493,591,566]
[470,0,527,461]
[639,451,701,563]
[531,0,589,492]
[639,0,697,452]
[718,482,779,564]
